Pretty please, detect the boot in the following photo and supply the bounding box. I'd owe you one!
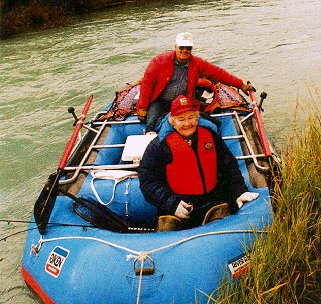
[157,215,185,231]
[202,203,231,225]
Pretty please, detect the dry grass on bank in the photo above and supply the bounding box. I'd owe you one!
[1,0,74,37]
[1,0,131,38]
[210,99,321,303]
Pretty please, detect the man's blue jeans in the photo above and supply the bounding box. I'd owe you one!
[145,99,172,132]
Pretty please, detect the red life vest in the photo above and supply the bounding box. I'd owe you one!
[166,127,217,195]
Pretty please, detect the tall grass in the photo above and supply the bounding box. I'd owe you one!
[212,105,321,303]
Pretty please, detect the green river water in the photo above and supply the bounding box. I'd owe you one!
[0,0,320,302]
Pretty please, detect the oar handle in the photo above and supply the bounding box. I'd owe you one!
[58,95,93,170]
[248,90,272,157]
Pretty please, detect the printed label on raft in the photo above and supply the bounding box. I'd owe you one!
[45,246,69,278]
[228,254,250,279]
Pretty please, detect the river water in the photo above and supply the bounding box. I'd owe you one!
[0,0,320,302]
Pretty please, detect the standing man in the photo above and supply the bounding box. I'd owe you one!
[136,32,255,132]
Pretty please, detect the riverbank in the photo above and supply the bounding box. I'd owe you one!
[0,0,138,38]
[214,96,321,303]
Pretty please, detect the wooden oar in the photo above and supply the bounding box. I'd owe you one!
[248,89,272,157]
[34,95,93,235]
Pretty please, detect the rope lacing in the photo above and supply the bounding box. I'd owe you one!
[126,251,149,262]
[90,170,138,206]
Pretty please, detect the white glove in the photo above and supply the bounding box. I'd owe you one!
[236,192,259,209]
[175,201,193,219]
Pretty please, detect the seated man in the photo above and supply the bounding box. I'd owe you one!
[138,95,259,230]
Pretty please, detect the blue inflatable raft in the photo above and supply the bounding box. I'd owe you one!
[22,83,278,304]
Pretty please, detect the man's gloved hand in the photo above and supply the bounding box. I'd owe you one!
[240,83,256,96]
[136,107,147,122]
[175,201,193,219]
[236,192,259,209]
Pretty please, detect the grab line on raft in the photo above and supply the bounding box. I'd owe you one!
[33,229,268,258]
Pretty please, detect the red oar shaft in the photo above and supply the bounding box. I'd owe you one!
[34,95,93,235]
[58,95,93,170]
[249,90,272,157]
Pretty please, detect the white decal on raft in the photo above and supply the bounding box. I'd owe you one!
[228,254,250,278]
[45,246,70,278]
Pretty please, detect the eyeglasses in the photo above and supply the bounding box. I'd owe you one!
[178,46,193,51]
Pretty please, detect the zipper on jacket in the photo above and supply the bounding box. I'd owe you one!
[191,137,207,194]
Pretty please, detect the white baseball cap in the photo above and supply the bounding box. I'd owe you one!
[175,32,194,47]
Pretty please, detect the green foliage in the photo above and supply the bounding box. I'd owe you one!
[212,110,321,303]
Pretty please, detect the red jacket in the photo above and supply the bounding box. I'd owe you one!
[137,50,243,109]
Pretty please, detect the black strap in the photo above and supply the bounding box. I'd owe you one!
[59,188,129,232]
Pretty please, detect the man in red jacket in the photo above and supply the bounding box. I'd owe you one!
[136,32,255,132]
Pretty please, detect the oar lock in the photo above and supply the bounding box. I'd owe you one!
[68,107,79,126]
[258,92,267,112]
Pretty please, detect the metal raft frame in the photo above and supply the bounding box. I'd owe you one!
[212,111,271,171]
[60,110,271,185]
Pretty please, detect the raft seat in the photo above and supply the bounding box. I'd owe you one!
[94,117,146,166]
[121,133,157,163]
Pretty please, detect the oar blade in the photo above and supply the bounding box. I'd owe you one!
[34,172,60,234]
